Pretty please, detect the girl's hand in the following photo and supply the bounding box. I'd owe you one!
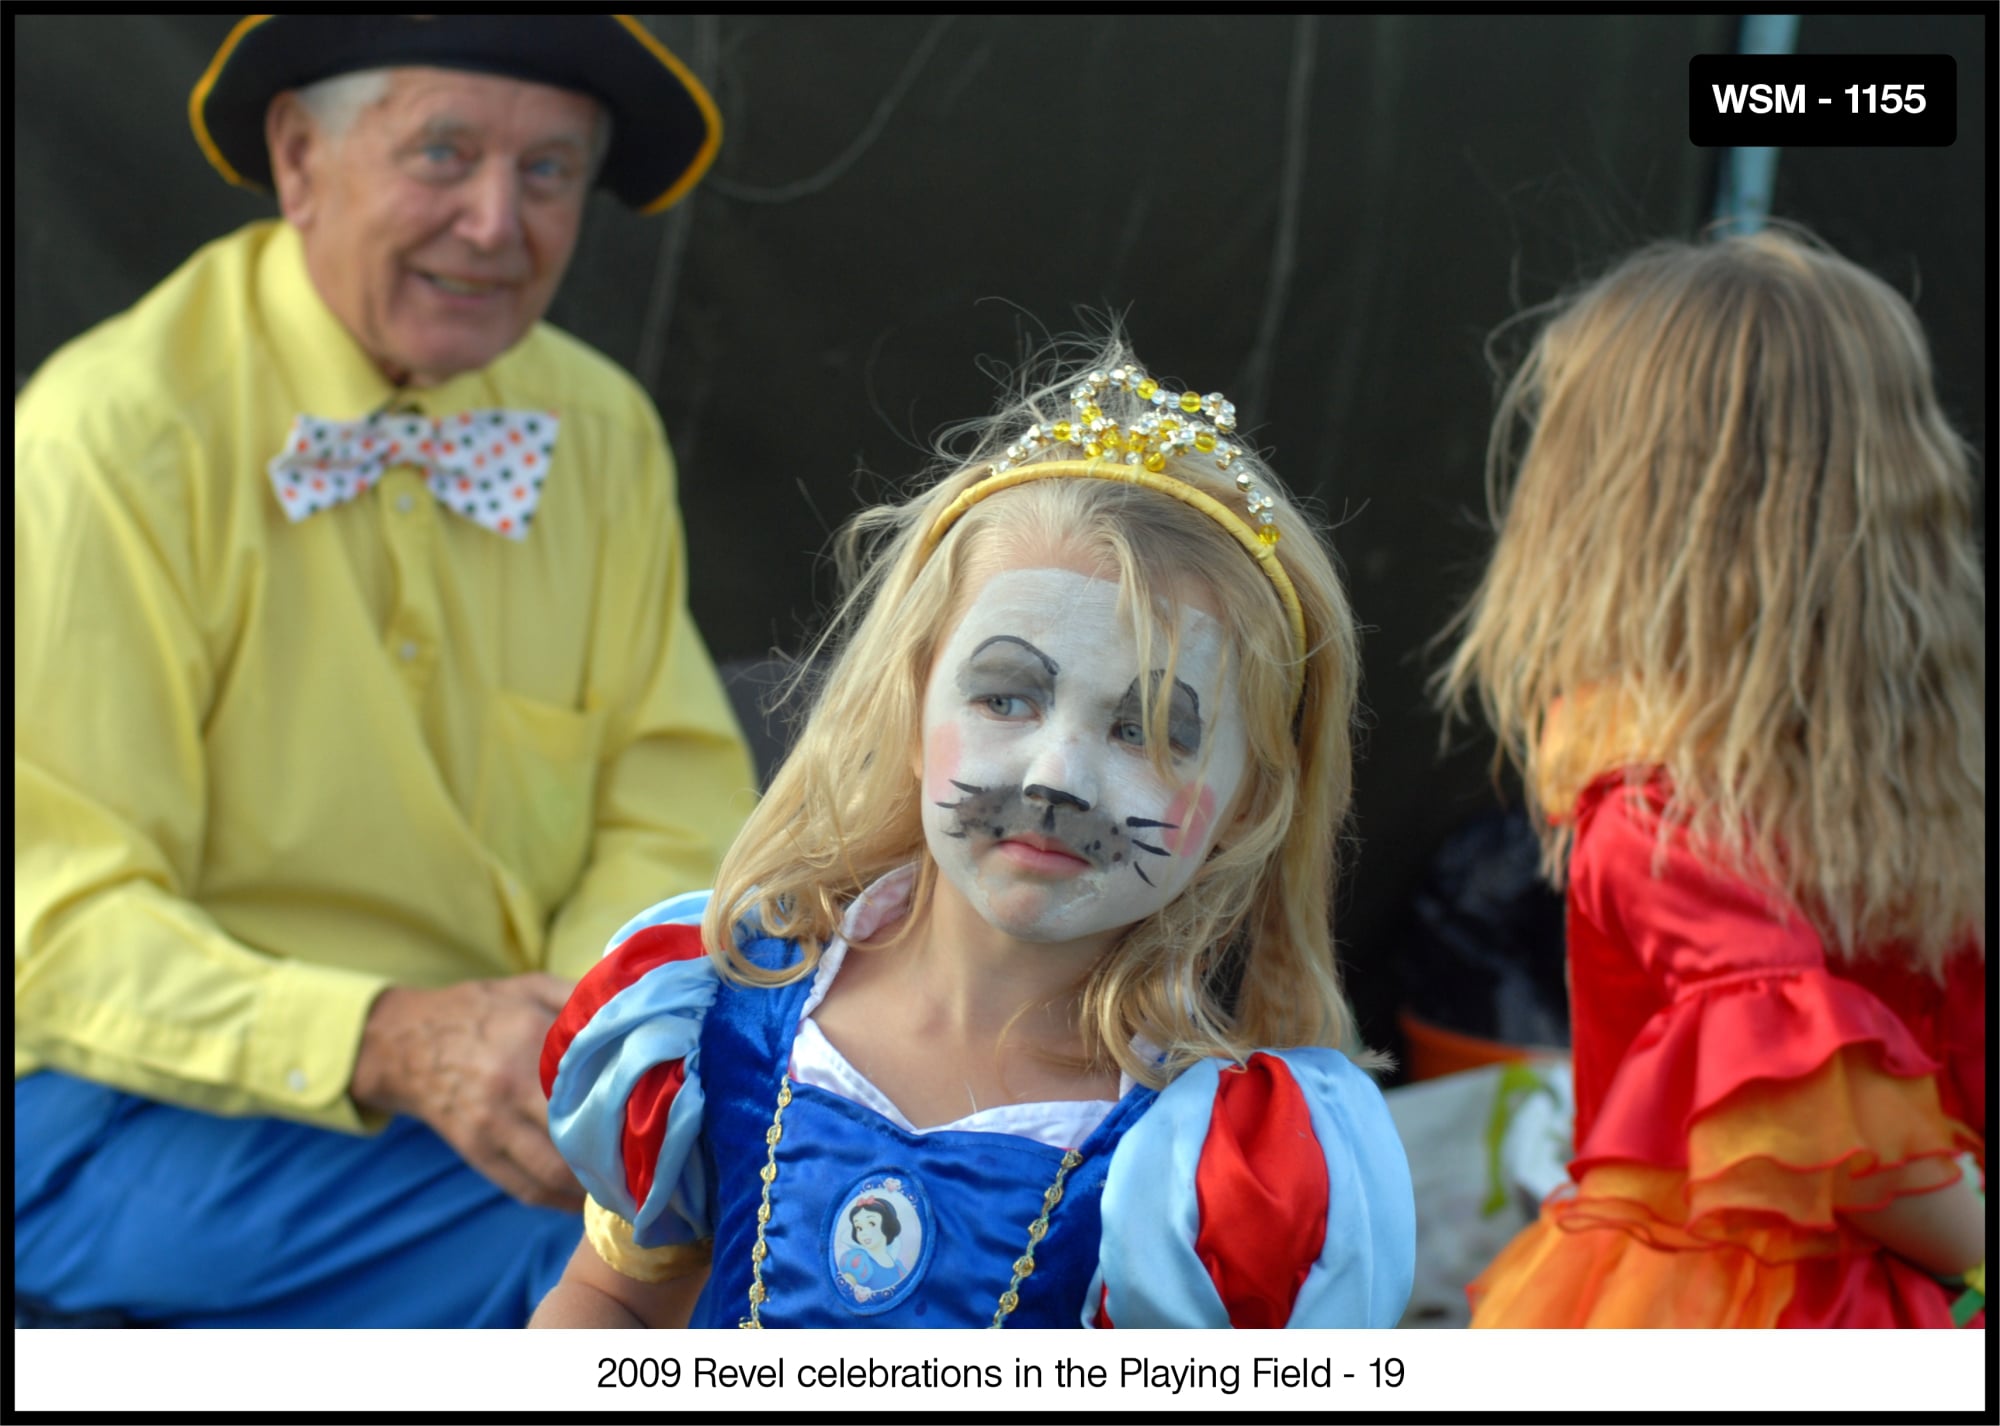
[530,1234,711,1328]
[1840,1172,1985,1280]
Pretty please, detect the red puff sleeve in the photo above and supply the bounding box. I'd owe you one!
[540,921,709,1217]
[1192,1054,1331,1328]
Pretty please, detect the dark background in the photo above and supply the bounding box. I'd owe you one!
[13,12,1989,1074]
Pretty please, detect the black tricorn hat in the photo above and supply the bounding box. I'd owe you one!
[190,14,721,214]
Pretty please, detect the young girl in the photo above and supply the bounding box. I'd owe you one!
[529,340,1415,1328]
[1436,229,1986,1328]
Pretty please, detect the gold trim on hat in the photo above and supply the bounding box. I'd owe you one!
[188,13,273,191]
[615,15,724,215]
[186,14,720,214]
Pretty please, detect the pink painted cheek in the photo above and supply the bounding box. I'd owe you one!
[923,721,963,801]
[1160,783,1218,857]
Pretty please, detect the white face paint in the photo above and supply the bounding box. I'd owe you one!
[920,565,1251,947]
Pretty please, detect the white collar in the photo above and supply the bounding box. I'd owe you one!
[787,865,1157,1147]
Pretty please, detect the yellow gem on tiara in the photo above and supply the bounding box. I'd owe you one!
[984,365,1280,545]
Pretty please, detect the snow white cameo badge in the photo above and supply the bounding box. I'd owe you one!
[825,1172,932,1313]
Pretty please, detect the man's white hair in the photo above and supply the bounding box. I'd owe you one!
[293,66,614,172]
[294,67,394,141]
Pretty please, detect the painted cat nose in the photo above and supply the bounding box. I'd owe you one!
[1023,783,1091,813]
[1021,733,1100,811]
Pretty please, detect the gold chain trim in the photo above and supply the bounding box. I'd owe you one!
[988,1148,1084,1329]
[737,1076,793,1329]
[736,1072,1086,1328]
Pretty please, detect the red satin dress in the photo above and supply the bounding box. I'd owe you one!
[1469,773,1986,1327]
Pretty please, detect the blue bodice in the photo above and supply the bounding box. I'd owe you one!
[689,936,1158,1329]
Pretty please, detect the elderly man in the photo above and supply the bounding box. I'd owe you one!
[14,16,755,1327]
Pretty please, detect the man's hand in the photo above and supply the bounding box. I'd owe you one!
[351,974,583,1212]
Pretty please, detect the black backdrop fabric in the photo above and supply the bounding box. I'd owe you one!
[13,13,1988,1068]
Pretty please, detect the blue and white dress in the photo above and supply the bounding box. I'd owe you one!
[541,868,1414,1329]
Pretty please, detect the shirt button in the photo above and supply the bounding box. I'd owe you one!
[286,1069,308,1093]
[396,494,416,514]
[398,641,419,662]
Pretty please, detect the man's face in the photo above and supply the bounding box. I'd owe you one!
[271,67,600,387]
[919,563,1251,947]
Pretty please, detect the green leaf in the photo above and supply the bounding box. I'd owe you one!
[1482,1060,1561,1218]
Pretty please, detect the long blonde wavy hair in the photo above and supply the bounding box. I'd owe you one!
[1435,228,1985,973]
[703,335,1374,1085]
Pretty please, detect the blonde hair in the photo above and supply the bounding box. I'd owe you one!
[1435,227,1985,972]
[704,335,1374,1085]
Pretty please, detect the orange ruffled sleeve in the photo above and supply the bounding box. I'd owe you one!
[1570,1038,1975,1264]
[1561,781,1981,1265]
[1472,781,1981,1329]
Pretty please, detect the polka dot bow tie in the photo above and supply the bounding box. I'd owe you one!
[267,408,560,541]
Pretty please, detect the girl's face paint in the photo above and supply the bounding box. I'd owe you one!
[920,565,1250,947]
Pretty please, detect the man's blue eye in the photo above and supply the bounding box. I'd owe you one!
[422,143,458,164]
[527,157,571,179]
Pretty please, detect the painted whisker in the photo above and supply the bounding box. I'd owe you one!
[936,777,988,811]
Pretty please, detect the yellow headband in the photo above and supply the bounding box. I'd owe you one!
[918,457,1310,708]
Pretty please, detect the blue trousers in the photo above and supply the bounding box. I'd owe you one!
[13,1070,581,1327]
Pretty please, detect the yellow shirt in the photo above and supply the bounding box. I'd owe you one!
[14,220,757,1131]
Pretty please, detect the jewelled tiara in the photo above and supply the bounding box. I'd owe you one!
[917,365,1308,704]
